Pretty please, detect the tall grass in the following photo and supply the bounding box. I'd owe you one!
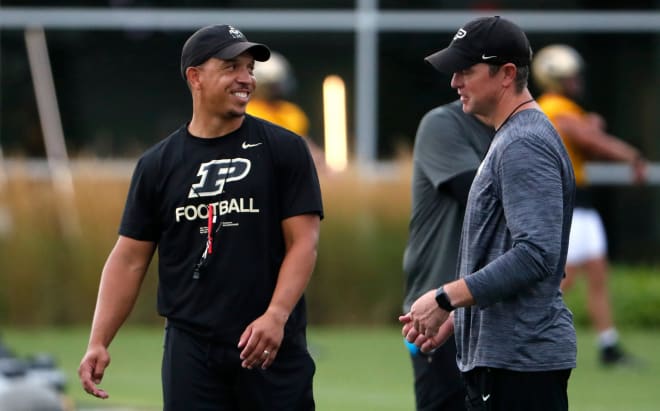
[1,158,660,329]
[0,161,159,325]
[0,159,415,326]
[310,164,412,324]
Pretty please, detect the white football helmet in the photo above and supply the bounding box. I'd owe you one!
[253,51,295,97]
[532,44,584,93]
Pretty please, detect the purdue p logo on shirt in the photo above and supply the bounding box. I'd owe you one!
[188,158,251,198]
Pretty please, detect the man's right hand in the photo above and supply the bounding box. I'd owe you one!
[78,345,111,399]
[400,311,455,353]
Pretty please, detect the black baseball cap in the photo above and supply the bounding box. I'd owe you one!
[425,16,532,74]
[180,24,271,80]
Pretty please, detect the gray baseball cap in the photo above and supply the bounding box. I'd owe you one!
[180,24,271,80]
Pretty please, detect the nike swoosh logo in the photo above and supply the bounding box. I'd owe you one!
[481,54,497,60]
[242,142,262,149]
[482,394,491,401]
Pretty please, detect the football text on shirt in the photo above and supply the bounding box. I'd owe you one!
[175,198,259,222]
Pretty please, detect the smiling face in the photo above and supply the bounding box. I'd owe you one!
[191,51,256,119]
[450,63,504,120]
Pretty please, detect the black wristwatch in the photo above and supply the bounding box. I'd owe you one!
[435,286,456,312]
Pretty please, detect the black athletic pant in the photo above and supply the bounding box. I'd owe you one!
[162,325,315,411]
[462,367,571,411]
[410,337,466,411]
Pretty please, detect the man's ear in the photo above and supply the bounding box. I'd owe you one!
[186,66,201,89]
[500,63,517,88]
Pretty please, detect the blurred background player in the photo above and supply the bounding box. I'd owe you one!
[248,51,325,170]
[533,44,648,366]
[402,99,494,410]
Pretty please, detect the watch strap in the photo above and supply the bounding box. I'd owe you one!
[435,286,455,312]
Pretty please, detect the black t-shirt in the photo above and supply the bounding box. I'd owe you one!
[119,115,323,343]
[402,100,494,312]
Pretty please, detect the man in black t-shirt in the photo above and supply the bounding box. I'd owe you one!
[403,99,493,410]
[78,25,323,411]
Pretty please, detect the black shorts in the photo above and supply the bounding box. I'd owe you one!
[409,337,466,411]
[162,325,315,411]
[462,367,571,411]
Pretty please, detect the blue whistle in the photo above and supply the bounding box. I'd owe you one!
[404,338,420,356]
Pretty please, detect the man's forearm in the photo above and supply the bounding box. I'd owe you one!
[443,279,475,308]
[88,238,153,348]
[270,214,320,321]
[267,243,317,322]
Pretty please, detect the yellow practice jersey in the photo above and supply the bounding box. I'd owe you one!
[247,99,310,137]
[537,93,588,186]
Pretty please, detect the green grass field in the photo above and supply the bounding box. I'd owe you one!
[3,326,660,410]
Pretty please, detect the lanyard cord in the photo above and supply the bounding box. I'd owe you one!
[496,98,535,132]
[191,159,233,280]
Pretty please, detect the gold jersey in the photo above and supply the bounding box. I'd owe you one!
[247,99,310,138]
[537,93,588,186]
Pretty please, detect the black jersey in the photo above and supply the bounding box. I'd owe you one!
[119,115,323,343]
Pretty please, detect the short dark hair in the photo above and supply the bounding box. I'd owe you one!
[488,64,529,93]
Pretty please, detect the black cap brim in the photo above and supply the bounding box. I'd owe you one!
[424,47,476,74]
[214,42,271,62]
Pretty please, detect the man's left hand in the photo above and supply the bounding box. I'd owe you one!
[408,289,450,337]
[237,308,287,370]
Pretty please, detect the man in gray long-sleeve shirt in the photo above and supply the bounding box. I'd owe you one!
[400,16,576,411]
